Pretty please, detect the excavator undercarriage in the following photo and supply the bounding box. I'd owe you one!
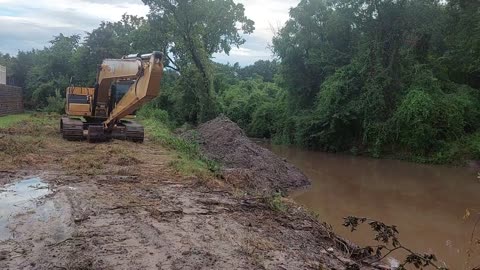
[60,117,144,143]
[60,51,163,143]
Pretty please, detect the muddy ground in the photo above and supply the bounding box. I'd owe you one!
[0,114,383,270]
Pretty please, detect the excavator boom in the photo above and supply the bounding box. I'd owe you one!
[103,52,163,128]
[60,51,164,143]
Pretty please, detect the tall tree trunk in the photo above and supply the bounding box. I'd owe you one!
[186,37,216,123]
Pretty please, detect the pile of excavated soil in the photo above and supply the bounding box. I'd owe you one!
[184,116,310,195]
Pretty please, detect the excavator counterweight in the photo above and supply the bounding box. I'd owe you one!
[60,52,164,143]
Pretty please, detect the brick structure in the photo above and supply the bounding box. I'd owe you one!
[0,84,24,116]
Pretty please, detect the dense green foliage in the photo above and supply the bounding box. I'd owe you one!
[0,0,254,122]
[217,0,480,163]
[1,0,479,163]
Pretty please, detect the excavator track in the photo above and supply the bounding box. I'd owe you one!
[123,121,144,143]
[87,125,107,143]
[60,117,145,143]
[60,117,84,141]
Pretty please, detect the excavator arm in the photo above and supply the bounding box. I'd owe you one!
[98,52,164,129]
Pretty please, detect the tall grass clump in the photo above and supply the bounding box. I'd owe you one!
[139,107,220,176]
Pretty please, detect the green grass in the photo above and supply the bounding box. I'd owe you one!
[0,113,31,128]
[142,118,220,177]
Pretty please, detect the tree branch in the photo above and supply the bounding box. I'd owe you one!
[165,53,180,72]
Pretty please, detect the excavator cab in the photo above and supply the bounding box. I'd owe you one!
[112,80,137,115]
[113,80,134,104]
[60,51,164,143]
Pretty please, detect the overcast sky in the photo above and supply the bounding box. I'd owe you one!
[0,0,300,66]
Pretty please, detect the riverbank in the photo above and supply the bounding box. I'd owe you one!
[0,113,384,269]
[256,136,480,167]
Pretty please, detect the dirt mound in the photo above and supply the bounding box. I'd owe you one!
[186,116,310,195]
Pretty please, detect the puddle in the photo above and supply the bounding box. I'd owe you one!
[0,177,51,240]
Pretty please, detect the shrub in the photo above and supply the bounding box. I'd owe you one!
[44,90,65,114]
[248,102,279,138]
[297,65,362,151]
[44,96,65,114]
[392,89,438,154]
[138,105,170,124]
[392,83,478,156]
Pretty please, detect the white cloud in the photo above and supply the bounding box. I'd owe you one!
[0,0,148,54]
[0,0,299,65]
[237,0,298,40]
[218,0,300,65]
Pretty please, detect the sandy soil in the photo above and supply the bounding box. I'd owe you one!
[0,116,382,270]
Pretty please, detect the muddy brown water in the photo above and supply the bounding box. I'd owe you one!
[259,142,480,269]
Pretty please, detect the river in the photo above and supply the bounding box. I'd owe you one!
[261,143,480,269]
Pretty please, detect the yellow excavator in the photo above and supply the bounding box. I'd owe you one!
[60,51,163,143]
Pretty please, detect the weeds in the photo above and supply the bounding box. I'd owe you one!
[62,144,143,176]
[143,118,201,158]
[0,133,47,169]
[142,118,221,178]
[0,113,58,136]
[265,192,286,212]
[238,234,274,267]
[0,113,58,169]
[64,154,105,175]
[168,157,211,177]
[0,134,44,156]
[114,155,141,166]
[104,144,142,166]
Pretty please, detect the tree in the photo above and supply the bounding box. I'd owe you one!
[143,0,254,122]
[3,0,480,163]
[269,0,480,161]
[238,60,279,82]
[273,0,356,109]
[72,14,163,86]
[444,0,480,88]
[24,34,80,108]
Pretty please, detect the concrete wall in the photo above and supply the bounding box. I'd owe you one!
[0,65,5,85]
[0,84,24,116]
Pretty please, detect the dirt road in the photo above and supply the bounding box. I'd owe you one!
[0,114,378,270]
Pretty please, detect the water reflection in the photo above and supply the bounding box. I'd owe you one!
[0,177,51,240]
